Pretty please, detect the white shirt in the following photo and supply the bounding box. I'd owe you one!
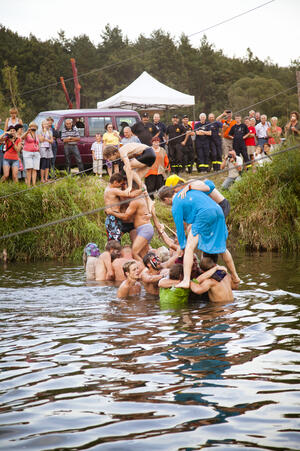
[255,122,269,138]
[91,141,103,159]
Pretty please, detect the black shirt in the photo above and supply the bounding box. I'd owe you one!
[182,123,193,147]
[194,121,210,144]
[229,123,249,144]
[154,121,167,144]
[131,121,159,146]
[166,124,186,146]
[207,121,223,141]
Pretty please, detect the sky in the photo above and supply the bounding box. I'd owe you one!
[0,0,299,68]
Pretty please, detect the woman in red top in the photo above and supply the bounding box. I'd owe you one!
[267,117,282,149]
[0,125,22,182]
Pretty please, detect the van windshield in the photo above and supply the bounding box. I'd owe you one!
[33,114,61,131]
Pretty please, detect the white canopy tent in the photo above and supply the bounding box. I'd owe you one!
[97,71,195,110]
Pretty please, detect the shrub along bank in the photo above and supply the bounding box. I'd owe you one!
[0,142,299,261]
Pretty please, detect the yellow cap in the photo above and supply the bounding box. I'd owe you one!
[165,174,186,187]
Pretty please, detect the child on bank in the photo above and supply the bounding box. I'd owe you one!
[91,133,103,178]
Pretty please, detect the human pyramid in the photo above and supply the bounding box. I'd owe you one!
[84,142,240,303]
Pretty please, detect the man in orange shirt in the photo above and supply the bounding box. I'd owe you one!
[217,110,236,157]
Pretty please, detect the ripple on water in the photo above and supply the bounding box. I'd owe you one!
[0,255,299,450]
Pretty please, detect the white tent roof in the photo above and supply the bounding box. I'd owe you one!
[97,71,195,110]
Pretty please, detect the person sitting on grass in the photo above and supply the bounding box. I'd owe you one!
[190,256,239,302]
[117,260,141,298]
[95,240,122,281]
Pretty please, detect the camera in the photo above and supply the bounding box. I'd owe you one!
[228,152,234,159]
[5,133,13,139]
[225,110,231,114]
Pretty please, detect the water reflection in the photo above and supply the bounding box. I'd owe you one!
[0,252,299,450]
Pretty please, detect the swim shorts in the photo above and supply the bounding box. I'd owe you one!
[135,147,156,167]
[136,223,154,242]
[218,198,231,218]
[105,215,122,241]
[121,222,135,234]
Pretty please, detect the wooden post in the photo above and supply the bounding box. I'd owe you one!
[296,71,300,111]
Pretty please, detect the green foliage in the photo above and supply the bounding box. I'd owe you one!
[0,25,298,124]
[225,141,300,251]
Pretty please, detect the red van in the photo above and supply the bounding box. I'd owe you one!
[33,108,140,168]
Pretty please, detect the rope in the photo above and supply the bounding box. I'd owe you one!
[21,1,274,96]
[0,143,298,241]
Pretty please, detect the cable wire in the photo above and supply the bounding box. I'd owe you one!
[0,143,298,241]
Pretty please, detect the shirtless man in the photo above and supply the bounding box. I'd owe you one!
[190,256,239,302]
[117,260,141,298]
[112,245,143,281]
[103,142,156,193]
[95,240,122,281]
[140,252,169,295]
[109,181,154,263]
[104,173,141,242]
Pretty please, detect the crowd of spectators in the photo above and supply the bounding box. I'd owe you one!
[0,107,299,190]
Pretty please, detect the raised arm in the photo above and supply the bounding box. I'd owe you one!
[190,279,213,295]
[196,265,227,284]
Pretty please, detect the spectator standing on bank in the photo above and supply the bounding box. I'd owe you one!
[285,111,300,140]
[221,150,243,190]
[249,110,256,121]
[153,113,167,148]
[0,118,4,176]
[121,126,141,145]
[22,122,40,187]
[91,133,103,178]
[15,124,26,181]
[61,118,84,174]
[255,112,261,124]
[207,113,223,171]
[103,123,120,176]
[39,120,53,183]
[0,126,22,183]
[145,136,170,199]
[267,117,282,149]
[181,114,195,174]
[255,115,269,149]
[228,114,249,163]
[131,112,159,146]
[217,110,236,157]
[4,107,23,132]
[194,113,211,173]
[244,117,256,160]
[166,115,186,174]
[47,117,60,173]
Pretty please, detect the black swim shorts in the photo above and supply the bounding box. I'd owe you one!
[135,147,156,167]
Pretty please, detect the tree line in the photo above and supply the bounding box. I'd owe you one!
[0,24,299,125]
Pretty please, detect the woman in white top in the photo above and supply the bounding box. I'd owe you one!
[4,107,23,132]
[38,120,53,183]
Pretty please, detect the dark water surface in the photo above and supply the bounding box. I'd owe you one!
[0,252,299,451]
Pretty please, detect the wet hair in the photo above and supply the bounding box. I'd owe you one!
[110,173,123,184]
[123,260,137,275]
[200,256,216,271]
[158,185,175,201]
[105,240,122,252]
[169,263,184,280]
[143,251,156,267]
[103,145,118,159]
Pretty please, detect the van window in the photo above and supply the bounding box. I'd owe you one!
[33,114,60,132]
[88,117,112,136]
[58,117,85,136]
[116,116,137,131]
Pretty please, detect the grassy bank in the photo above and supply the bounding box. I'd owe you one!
[0,142,299,261]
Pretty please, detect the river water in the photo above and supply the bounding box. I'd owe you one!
[0,252,299,451]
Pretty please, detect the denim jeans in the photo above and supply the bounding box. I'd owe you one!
[64,144,84,173]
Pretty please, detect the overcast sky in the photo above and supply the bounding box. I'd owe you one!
[1,0,299,68]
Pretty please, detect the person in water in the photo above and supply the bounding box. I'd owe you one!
[190,256,239,302]
[140,252,169,295]
[158,185,240,289]
[83,243,101,280]
[112,245,143,281]
[95,240,122,281]
[117,260,141,298]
